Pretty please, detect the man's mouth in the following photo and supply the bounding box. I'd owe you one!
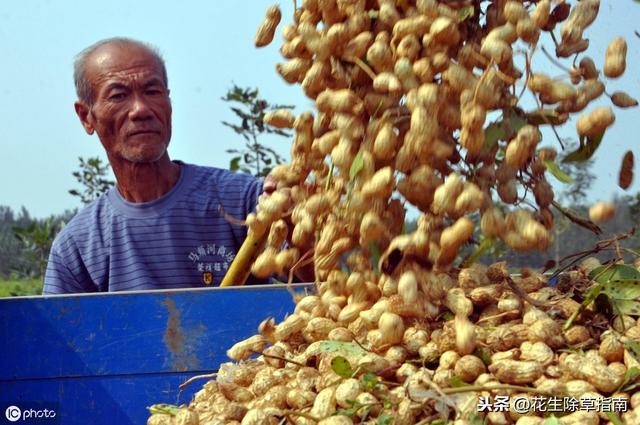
[128,130,159,136]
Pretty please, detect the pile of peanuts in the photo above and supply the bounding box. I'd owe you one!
[148,0,639,423]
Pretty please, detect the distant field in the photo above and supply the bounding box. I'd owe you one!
[0,279,42,297]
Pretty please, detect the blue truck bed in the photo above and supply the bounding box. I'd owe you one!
[0,284,309,425]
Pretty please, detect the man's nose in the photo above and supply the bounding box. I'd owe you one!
[129,94,153,120]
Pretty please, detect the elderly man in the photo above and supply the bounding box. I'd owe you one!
[43,38,272,294]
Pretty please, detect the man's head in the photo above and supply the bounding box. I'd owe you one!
[74,38,172,164]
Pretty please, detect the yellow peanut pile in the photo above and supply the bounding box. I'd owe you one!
[148,0,639,423]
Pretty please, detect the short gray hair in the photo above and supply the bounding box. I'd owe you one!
[73,37,168,105]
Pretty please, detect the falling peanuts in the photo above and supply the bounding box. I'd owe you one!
[276,58,312,84]
[316,89,362,114]
[360,167,395,199]
[150,1,640,423]
[342,31,373,61]
[373,72,403,94]
[263,109,295,129]
[531,0,550,28]
[378,312,405,345]
[505,125,541,169]
[255,5,282,48]
[429,16,459,46]
[576,106,615,139]
[611,91,639,108]
[481,207,506,238]
[432,172,464,215]
[589,201,616,223]
[560,0,599,45]
[366,32,394,73]
[604,36,627,78]
[438,217,475,265]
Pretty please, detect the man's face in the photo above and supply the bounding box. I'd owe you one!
[76,44,172,164]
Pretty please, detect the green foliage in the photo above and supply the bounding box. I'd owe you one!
[331,356,353,378]
[544,160,573,184]
[0,279,42,297]
[605,412,624,425]
[69,156,114,204]
[13,218,62,279]
[558,140,596,206]
[483,108,528,149]
[318,340,367,358]
[566,264,640,329]
[360,372,379,392]
[349,151,365,181]
[619,366,640,393]
[0,205,73,281]
[563,132,606,163]
[221,84,293,177]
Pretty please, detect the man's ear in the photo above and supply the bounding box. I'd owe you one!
[74,101,95,135]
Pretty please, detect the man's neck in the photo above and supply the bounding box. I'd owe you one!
[110,155,181,203]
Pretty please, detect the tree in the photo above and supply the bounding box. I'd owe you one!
[559,140,596,206]
[221,84,294,177]
[13,219,61,280]
[69,156,115,204]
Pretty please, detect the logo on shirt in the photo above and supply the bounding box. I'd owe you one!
[187,243,235,285]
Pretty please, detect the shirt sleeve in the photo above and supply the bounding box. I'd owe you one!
[244,177,264,216]
[42,244,97,295]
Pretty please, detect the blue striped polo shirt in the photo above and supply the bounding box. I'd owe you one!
[43,162,263,294]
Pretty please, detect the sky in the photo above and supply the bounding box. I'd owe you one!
[0,1,638,219]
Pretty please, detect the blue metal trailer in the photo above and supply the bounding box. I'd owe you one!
[0,284,308,425]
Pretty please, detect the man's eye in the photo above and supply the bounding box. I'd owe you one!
[146,89,163,96]
[109,93,126,101]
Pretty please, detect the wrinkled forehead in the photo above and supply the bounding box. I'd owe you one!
[86,44,165,88]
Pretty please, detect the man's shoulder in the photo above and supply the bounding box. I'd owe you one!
[53,194,112,247]
[185,163,262,189]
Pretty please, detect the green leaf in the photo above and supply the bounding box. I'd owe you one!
[349,151,365,181]
[474,347,492,366]
[543,417,562,425]
[318,341,367,358]
[147,404,181,416]
[588,264,640,282]
[331,356,354,378]
[526,109,566,126]
[461,237,495,267]
[369,242,381,271]
[442,311,455,321]
[468,413,488,425]
[325,162,335,192]
[624,340,640,363]
[544,160,574,184]
[336,400,361,418]
[229,156,241,171]
[605,412,624,425]
[619,366,640,392]
[483,113,528,149]
[562,131,605,163]
[458,4,474,21]
[584,265,640,316]
[449,375,470,387]
[483,121,506,149]
[377,414,394,425]
[361,372,379,392]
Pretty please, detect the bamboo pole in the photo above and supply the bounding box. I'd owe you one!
[220,231,267,287]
